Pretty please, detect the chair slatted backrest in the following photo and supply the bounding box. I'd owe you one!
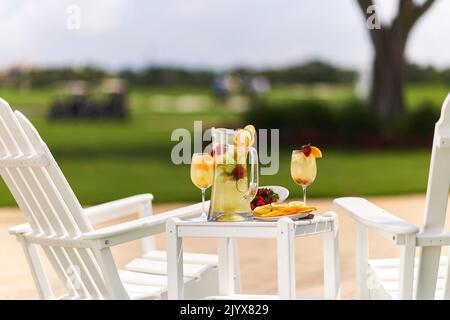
[0,98,112,299]
[416,93,450,299]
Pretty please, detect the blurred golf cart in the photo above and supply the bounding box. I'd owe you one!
[48,78,128,120]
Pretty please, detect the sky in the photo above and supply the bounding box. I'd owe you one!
[0,0,449,71]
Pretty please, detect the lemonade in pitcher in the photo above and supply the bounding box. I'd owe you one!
[208,127,259,222]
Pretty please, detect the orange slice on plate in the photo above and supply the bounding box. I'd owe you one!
[253,204,272,215]
[271,203,288,210]
[282,208,298,215]
[261,210,284,217]
[290,206,317,214]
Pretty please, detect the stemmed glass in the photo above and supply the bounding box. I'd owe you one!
[290,150,317,205]
[190,153,214,220]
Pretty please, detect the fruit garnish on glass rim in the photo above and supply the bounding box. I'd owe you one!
[301,144,322,158]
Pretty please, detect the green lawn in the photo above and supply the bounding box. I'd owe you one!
[405,83,450,110]
[0,84,442,206]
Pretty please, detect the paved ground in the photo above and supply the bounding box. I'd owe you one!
[1,194,449,300]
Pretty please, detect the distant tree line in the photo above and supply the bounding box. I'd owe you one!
[118,67,214,87]
[236,61,356,84]
[405,63,450,83]
[119,60,358,86]
[1,60,449,88]
[26,66,108,87]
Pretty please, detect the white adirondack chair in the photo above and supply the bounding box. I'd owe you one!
[0,98,222,299]
[335,93,450,300]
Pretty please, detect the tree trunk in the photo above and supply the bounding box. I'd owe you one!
[370,30,406,121]
[356,0,437,123]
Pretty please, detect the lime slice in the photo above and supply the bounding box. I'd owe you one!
[224,164,236,174]
[236,179,247,193]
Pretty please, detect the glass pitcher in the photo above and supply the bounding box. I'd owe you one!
[208,128,259,222]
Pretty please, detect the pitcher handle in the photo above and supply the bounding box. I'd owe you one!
[244,147,259,200]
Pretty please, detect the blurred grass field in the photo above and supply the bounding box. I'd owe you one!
[0,83,447,206]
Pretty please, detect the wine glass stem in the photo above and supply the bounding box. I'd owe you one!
[201,188,206,220]
[302,186,307,205]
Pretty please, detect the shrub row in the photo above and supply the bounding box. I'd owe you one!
[243,99,440,148]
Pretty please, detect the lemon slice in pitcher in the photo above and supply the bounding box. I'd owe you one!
[233,129,252,147]
[244,125,256,146]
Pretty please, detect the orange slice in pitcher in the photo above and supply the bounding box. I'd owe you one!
[301,144,322,158]
[244,125,256,146]
[233,129,252,147]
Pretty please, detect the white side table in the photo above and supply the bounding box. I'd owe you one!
[166,212,339,300]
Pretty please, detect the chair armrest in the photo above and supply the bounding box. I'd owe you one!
[82,201,207,244]
[84,194,153,224]
[9,194,153,236]
[9,223,32,235]
[334,197,419,235]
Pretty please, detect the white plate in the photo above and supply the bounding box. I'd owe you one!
[254,211,313,222]
[258,185,289,203]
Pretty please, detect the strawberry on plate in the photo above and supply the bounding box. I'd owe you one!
[251,187,280,209]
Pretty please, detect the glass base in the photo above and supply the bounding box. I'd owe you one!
[208,211,253,222]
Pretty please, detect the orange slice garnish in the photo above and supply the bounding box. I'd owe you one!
[310,146,322,158]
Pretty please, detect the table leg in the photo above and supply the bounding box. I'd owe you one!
[232,239,242,293]
[218,238,235,296]
[277,219,296,299]
[167,219,184,300]
[356,223,369,299]
[323,220,340,299]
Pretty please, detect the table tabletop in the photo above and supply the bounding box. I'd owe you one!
[171,212,338,239]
